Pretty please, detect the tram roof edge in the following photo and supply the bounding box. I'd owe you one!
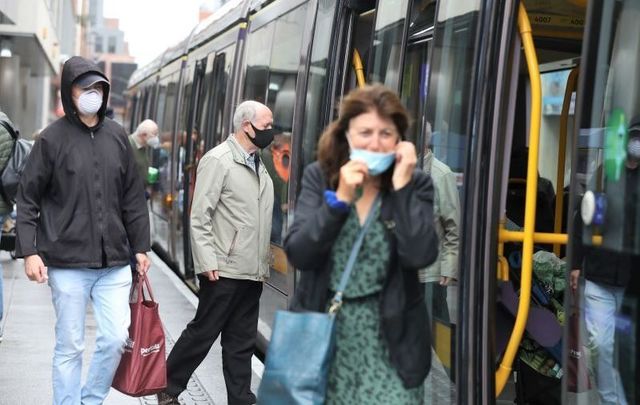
[128,0,258,88]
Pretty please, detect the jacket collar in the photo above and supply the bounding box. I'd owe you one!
[227,134,253,165]
[226,135,269,193]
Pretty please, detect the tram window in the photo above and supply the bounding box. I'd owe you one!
[344,8,374,92]
[370,0,410,91]
[577,0,640,256]
[154,84,167,133]
[399,0,436,147]
[243,23,275,103]
[198,57,214,150]
[210,49,232,146]
[300,0,337,170]
[151,75,178,219]
[538,69,575,193]
[176,74,194,226]
[426,12,477,174]
[408,0,436,38]
[567,4,640,404]
[401,41,430,146]
[264,4,307,245]
[420,4,480,403]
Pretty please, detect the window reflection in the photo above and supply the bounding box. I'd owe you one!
[243,4,307,245]
[370,0,410,90]
[570,1,640,403]
[419,1,479,403]
[300,0,336,170]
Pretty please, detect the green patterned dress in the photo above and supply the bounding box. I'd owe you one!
[325,205,423,405]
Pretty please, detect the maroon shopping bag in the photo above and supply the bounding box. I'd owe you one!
[112,274,167,396]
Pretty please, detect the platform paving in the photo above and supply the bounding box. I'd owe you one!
[0,251,261,405]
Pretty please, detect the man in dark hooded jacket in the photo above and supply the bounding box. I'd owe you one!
[16,56,151,404]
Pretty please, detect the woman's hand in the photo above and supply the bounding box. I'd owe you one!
[392,141,417,190]
[336,160,368,203]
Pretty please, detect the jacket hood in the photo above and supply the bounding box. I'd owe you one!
[61,56,111,128]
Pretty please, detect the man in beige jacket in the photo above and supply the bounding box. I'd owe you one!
[159,101,275,405]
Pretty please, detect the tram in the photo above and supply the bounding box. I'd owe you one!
[126,0,640,403]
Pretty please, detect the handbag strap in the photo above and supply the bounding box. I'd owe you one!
[129,273,156,303]
[328,194,381,314]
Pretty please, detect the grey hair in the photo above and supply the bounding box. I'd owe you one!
[233,100,266,132]
[134,119,158,137]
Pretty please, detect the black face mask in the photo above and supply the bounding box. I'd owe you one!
[246,122,276,149]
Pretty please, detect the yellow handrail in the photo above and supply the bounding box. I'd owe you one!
[352,49,366,88]
[553,67,579,256]
[499,228,602,246]
[496,3,541,396]
[497,219,509,281]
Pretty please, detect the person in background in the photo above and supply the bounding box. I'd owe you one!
[0,110,16,343]
[129,119,160,188]
[419,121,460,375]
[158,100,275,405]
[16,56,151,405]
[284,84,438,404]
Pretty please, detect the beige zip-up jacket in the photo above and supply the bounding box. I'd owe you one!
[418,150,460,283]
[190,135,274,281]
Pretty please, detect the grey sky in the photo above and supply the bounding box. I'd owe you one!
[103,0,207,67]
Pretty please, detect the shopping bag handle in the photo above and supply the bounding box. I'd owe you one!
[130,273,156,304]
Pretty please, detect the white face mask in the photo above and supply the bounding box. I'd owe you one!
[146,135,160,149]
[77,89,103,115]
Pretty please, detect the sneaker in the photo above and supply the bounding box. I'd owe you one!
[157,392,180,405]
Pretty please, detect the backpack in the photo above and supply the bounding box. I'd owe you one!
[0,118,32,204]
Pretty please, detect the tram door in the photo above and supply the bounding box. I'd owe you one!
[180,57,207,280]
[564,1,640,403]
[426,0,640,403]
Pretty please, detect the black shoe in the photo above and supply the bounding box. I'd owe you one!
[157,392,180,405]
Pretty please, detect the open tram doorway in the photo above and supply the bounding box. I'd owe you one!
[491,0,640,404]
[491,1,587,404]
[442,0,640,404]
[408,0,639,403]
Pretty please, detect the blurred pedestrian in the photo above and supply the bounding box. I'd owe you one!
[129,119,160,187]
[158,100,274,405]
[284,85,438,404]
[0,110,17,342]
[15,56,151,405]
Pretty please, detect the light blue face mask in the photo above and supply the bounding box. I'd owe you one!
[349,148,396,176]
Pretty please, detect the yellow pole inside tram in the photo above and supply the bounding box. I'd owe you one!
[496,3,541,396]
[553,68,579,256]
[352,49,366,88]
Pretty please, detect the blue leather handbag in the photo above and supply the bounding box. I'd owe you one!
[257,197,380,405]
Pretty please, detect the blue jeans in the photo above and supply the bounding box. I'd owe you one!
[584,280,628,405]
[48,265,132,405]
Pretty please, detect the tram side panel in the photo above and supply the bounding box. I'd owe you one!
[240,1,312,344]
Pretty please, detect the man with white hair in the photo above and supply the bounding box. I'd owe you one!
[129,119,159,187]
[158,100,275,405]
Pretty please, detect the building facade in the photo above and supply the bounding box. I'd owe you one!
[0,0,79,139]
[83,0,136,123]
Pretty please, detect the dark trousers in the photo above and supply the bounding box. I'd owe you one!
[165,276,263,404]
